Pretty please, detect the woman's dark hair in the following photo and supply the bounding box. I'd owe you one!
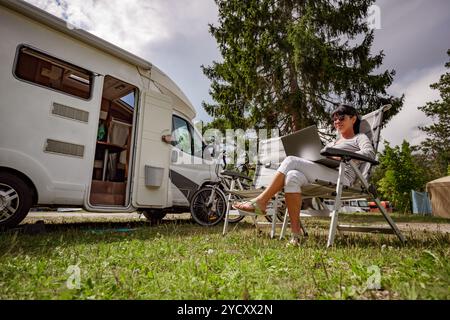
[331,104,361,134]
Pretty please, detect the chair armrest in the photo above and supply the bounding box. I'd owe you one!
[320,147,379,165]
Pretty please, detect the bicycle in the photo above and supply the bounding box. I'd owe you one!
[190,149,253,226]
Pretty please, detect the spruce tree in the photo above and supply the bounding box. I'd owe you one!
[202,0,403,135]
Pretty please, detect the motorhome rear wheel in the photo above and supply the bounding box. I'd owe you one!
[0,172,33,229]
[143,209,167,223]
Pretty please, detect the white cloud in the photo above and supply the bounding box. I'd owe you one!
[28,0,65,17]
[24,0,217,56]
[380,65,445,149]
[24,0,220,119]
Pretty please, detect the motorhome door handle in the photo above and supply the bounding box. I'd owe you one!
[171,150,178,163]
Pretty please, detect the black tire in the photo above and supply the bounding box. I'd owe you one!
[264,199,286,223]
[0,172,33,229]
[190,186,227,226]
[142,209,166,223]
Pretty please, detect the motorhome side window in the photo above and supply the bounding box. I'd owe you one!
[14,46,93,99]
[172,116,192,155]
[172,116,204,158]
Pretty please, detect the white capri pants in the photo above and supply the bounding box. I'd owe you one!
[277,156,350,193]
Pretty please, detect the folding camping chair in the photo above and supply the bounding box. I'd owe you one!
[222,170,302,238]
[222,128,308,238]
[226,104,406,247]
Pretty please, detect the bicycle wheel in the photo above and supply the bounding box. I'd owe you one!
[190,186,227,226]
[265,198,286,223]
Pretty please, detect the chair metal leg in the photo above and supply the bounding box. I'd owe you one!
[222,179,236,236]
[280,209,289,239]
[300,220,308,236]
[270,218,276,238]
[280,210,308,239]
[222,192,233,236]
[327,162,346,247]
[327,210,339,247]
[373,198,406,243]
[270,196,279,239]
[348,161,406,244]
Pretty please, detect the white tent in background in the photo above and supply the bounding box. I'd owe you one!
[426,176,450,218]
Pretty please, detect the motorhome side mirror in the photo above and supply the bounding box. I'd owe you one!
[205,144,215,158]
[162,135,173,144]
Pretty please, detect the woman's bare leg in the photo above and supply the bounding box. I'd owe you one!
[285,192,302,235]
[234,171,285,212]
[257,172,286,203]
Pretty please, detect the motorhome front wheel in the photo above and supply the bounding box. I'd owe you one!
[0,172,33,229]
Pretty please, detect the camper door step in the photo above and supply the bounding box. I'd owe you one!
[90,193,125,206]
[91,180,126,194]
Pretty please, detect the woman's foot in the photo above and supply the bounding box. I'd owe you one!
[232,198,267,215]
[286,234,301,247]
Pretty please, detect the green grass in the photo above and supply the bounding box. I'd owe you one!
[0,213,449,300]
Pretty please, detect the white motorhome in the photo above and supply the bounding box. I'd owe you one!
[322,199,370,213]
[0,0,216,228]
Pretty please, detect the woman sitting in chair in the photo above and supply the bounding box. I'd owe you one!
[233,104,375,246]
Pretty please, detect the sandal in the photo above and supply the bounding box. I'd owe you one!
[286,235,301,247]
[232,199,266,216]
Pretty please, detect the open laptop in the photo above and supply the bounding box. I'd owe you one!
[281,125,340,168]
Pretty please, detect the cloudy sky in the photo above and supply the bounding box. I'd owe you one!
[25,0,450,148]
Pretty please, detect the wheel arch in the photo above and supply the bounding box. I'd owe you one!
[0,166,38,205]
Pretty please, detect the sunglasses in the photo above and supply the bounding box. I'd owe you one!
[333,114,349,122]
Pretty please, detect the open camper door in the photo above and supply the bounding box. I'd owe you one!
[132,91,173,208]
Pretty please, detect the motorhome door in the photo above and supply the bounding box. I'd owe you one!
[132,90,172,207]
